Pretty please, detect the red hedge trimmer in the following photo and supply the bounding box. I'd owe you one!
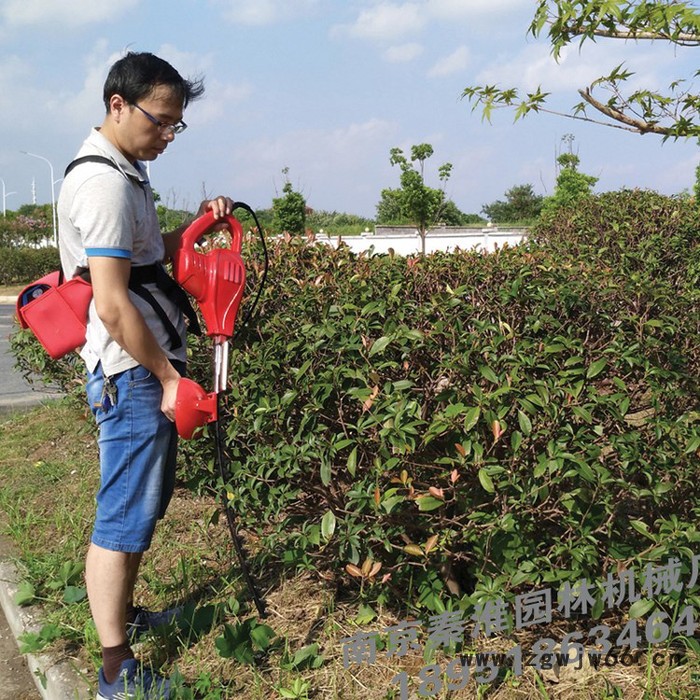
[172,204,268,618]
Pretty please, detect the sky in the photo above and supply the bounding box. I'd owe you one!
[0,0,697,221]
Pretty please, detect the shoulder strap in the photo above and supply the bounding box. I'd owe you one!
[63,158,193,350]
[128,281,183,350]
[64,155,145,190]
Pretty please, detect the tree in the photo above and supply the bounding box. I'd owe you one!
[272,167,306,235]
[542,152,599,214]
[376,188,479,226]
[9,204,53,246]
[482,184,544,223]
[380,144,453,254]
[463,0,700,140]
[375,187,406,224]
[438,199,485,226]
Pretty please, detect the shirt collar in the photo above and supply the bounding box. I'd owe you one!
[85,128,148,185]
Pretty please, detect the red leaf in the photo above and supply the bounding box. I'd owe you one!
[428,486,444,500]
[491,420,503,441]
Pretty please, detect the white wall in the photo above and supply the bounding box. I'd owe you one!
[315,226,528,256]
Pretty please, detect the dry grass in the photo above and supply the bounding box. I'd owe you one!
[0,402,697,699]
[0,284,22,297]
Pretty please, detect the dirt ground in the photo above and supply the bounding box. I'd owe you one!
[0,607,40,700]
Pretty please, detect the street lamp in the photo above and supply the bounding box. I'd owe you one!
[0,178,16,217]
[21,150,58,245]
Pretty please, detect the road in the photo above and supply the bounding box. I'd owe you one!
[0,303,62,414]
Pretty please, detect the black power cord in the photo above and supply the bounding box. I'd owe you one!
[213,202,269,618]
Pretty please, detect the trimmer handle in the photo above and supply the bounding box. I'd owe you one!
[172,211,246,338]
[179,211,243,261]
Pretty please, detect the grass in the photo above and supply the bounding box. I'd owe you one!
[0,400,698,699]
[0,283,22,297]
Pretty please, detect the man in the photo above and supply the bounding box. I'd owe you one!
[58,51,232,699]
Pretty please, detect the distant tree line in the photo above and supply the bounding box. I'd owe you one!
[4,136,695,250]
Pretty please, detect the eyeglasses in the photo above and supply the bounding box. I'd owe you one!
[133,103,187,135]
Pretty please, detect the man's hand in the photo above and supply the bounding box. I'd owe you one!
[197,195,235,221]
[160,373,181,422]
[163,195,236,259]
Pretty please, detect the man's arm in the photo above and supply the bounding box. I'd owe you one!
[89,255,181,420]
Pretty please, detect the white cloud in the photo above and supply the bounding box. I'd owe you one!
[226,117,397,211]
[153,44,252,123]
[213,0,321,25]
[476,35,689,95]
[334,2,425,42]
[0,56,37,127]
[156,44,215,82]
[243,118,396,175]
[428,45,470,77]
[384,43,423,63]
[187,79,253,123]
[0,0,140,27]
[427,0,528,20]
[57,43,127,127]
[0,43,120,140]
[333,0,531,46]
[598,146,699,195]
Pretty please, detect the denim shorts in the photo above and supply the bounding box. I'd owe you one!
[86,363,182,553]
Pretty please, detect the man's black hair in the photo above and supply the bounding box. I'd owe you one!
[103,51,205,111]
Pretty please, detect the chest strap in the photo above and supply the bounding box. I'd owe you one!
[74,264,201,351]
[129,264,202,349]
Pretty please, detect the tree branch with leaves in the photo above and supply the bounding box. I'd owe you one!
[463,0,700,140]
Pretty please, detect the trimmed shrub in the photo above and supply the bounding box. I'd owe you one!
[177,189,699,612]
[0,246,60,285]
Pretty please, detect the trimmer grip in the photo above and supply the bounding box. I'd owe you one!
[179,211,243,254]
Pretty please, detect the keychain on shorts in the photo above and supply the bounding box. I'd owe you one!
[98,375,117,410]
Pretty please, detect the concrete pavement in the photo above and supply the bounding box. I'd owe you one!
[0,301,62,415]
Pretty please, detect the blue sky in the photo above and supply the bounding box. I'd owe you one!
[0,0,697,220]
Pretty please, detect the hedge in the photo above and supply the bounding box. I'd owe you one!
[0,246,60,285]
[175,189,700,614]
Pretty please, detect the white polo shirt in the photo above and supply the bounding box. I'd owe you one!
[57,128,187,375]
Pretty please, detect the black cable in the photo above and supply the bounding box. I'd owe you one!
[215,394,267,618]
[213,201,269,617]
[231,201,268,334]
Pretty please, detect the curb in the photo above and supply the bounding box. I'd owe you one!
[0,394,65,417]
[0,296,17,304]
[0,548,92,699]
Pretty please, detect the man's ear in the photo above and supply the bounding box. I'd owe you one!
[108,94,127,122]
